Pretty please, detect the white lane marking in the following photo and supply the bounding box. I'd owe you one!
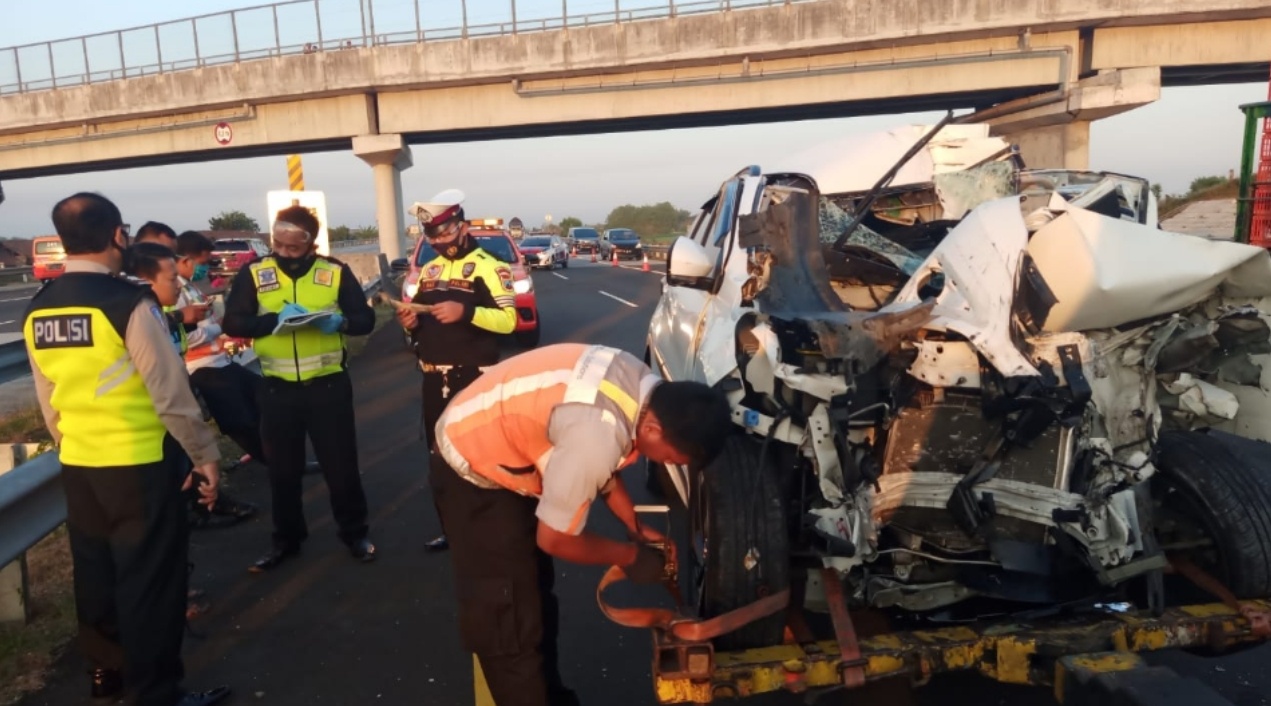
[0,297,31,303]
[0,320,14,326]
[552,272,569,280]
[599,290,638,308]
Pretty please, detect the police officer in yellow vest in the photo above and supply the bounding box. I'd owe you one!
[395,189,517,552]
[222,205,377,572]
[23,193,231,706]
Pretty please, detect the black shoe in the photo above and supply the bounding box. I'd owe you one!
[304,461,322,476]
[248,545,299,573]
[89,668,122,700]
[423,534,449,553]
[176,686,232,706]
[348,537,377,562]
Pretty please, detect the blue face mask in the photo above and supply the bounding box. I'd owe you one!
[192,264,210,281]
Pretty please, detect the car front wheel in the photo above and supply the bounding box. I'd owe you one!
[677,434,790,651]
[1153,429,1271,600]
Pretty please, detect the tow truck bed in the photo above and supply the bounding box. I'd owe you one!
[651,600,1271,705]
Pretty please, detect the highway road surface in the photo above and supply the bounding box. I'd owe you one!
[17,259,1271,706]
[0,283,39,335]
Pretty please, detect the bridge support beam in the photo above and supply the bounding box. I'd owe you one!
[353,134,413,262]
[969,67,1161,169]
[1010,122,1092,170]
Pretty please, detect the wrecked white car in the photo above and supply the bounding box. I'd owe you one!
[646,124,1271,650]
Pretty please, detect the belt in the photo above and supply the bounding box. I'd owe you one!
[419,362,490,374]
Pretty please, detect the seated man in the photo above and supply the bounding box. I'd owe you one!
[175,233,266,462]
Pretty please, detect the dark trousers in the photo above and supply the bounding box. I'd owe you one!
[63,443,189,706]
[258,370,368,548]
[429,462,573,706]
[190,363,265,461]
[421,366,484,471]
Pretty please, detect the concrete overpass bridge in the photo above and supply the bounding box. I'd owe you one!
[1,0,1268,258]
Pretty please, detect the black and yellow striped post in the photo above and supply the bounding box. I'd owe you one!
[287,154,305,191]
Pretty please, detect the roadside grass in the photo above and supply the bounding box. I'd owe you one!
[346,303,394,359]
[0,525,74,706]
[0,301,394,705]
[0,408,52,446]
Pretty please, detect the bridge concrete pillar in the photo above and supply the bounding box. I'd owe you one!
[353,134,413,262]
[1007,122,1091,170]
[970,67,1161,170]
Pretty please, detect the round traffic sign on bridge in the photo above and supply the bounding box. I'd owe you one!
[213,122,233,146]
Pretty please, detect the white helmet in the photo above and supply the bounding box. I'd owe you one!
[408,188,466,225]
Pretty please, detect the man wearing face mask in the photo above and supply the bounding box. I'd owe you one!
[23,193,230,706]
[395,189,517,553]
[222,205,378,572]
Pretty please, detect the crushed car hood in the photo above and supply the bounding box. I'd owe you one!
[1027,207,1271,331]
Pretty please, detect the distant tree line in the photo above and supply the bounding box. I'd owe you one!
[206,210,376,242]
[603,202,693,239]
[546,203,692,240]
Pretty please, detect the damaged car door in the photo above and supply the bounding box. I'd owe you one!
[648,171,757,386]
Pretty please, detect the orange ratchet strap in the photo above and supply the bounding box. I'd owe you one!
[596,564,790,642]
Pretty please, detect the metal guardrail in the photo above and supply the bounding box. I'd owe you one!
[0,453,62,568]
[643,243,670,261]
[0,267,35,286]
[0,340,29,385]
[0,0,812,96]
[0,274,384,573]
[331,238,379,251]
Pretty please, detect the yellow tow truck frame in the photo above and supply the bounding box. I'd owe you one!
[651,599,1271,704]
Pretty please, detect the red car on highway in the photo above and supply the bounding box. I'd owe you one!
[402,227,542,347]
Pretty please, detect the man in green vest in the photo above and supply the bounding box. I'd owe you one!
[23,193,231,706]
[222,204,378,572]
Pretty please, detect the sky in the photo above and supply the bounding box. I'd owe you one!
[1,0,1267,237]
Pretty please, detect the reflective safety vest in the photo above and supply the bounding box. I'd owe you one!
[249,256,345,382]
[24,273,168,467]
[438,344,652,496]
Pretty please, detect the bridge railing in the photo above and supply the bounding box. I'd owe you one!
[0,0,810,97]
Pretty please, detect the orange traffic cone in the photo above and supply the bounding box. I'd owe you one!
[641,253,650,272]
[571,245,577,256]
[611,250,619,267]
[591,249,597,263]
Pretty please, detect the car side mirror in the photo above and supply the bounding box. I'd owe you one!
[666,236,715,289]
[389,258,410,272]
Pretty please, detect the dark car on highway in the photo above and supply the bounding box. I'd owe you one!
[601,228,642,261]
[568,227,600,254]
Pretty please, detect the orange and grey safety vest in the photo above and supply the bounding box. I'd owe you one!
[437,343,654,496]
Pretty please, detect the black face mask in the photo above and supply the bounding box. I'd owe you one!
[276,252,317,278]
[439,233,476,261]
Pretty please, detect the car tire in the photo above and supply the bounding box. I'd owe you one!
[685,434,790,651]
[562,257,569,269]
[1154,429,1271,599]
